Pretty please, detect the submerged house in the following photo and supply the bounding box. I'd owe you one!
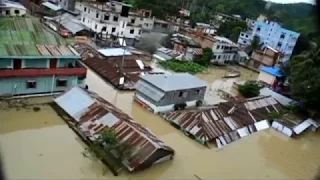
[161,96,282,148]
[72,43,152,90]
[54,87,175,172]
[134,73,208,113]
[0,44,86,96]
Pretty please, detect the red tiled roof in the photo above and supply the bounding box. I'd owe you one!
[0,68,86,77]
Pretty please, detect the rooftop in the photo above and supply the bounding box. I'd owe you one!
[54,87,174,172]
[98,48,132,57]
[42,1,62,11]
[139,73,208,92]
[0,18,66,45]
[260,66,284,77]
[73,43,153,90]
[0,0,26,10]
[0,44,80,58]
[52,13,86,34]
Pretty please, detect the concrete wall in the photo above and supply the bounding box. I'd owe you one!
[0,7,26,17]
[0,75,81,96]
[23,59,48,68]
[0,59,76,69]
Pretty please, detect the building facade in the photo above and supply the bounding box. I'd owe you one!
[134,73,208,113]
[0,0,27,16]
[75,1,154,39]
[238,21,300,62]
[0,45,86,96]
[211,36,239,65]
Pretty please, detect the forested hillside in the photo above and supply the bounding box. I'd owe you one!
[132,0,317,34]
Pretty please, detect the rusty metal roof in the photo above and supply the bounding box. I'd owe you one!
[54,87,174,172]
[162,96,283,144]
[72,43,153,90]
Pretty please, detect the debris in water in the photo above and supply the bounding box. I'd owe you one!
[33,107,41,112]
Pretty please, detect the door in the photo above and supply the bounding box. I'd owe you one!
[13,59,22,69]
[50,59,57,68]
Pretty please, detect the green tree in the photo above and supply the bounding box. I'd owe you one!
[195,48,213,66]
[250,35,261,51]
[217,21,247,42]
[285,41,320,109]
[238,81,261,98]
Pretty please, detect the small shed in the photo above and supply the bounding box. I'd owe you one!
[134,73,208,113]
[54,87,175,172]
[41,1,62,16]
[0,0,26,16]
[257,66,284,86]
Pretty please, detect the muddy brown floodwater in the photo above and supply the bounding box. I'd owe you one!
[1,66,320,180]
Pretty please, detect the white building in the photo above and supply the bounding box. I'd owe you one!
[0,0,26,16]
[211,36,240,65]
[195,22,216,35]
[238,21,300,62]
[75,1,154,39]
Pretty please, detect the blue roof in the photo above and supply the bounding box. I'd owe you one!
[260,66,284,77]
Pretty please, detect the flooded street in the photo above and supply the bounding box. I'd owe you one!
[1,66,320,179]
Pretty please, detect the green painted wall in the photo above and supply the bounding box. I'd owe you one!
[0,59,12,69]
[23,59,48,68]
[0,75,84,96]
[58,59,76,68]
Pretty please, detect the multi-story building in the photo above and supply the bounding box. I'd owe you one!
[0,44,87,96]
[75,1,154,40]
[238,21,300,62]
[211,36,241,65]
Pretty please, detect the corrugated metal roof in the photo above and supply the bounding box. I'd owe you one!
[53,13,86,34]
[135,81,165,101]
[0,44,80,58]
[162,96,283,144]
[98,48,132,57]
[0,18,66,45]
[54,87,174,171]
[42,1,62,11]
[140,73,208,92]
[73,43,153,90]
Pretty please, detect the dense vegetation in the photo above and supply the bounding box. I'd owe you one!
[194,48,213,66]
[238,81,261,98]
[158,59,206,74]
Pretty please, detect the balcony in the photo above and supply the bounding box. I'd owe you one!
[0,67,87,78]
[127,23,142,28]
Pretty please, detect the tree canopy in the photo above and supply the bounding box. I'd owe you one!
[284,41,320,110]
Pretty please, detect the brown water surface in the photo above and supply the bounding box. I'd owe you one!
[1,66,320,180]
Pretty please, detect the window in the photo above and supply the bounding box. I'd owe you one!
[88,9,90,13]
[196,89,201,95]
[130,29,134,34]
[56,79,67,87]
[82,17,85,22]
[138,30,142,34]
[277,42,282,47]
[221,46,224,50]
[95,24,97,29]
[217,55,221,59]
[241,33,244,36]
[213,55,216,60]
[26,80,36,89]
[145,23,148,27]
[257,27,261,32]
[104,15,109,20]
[113,16,118,22]
[96,12,99,18]
[112,27,116,32]
[245,35,248,38]
[217,45,220,49]
[84,7,87,12]
[131,18,135,24]
[243,40,247,44]
[122,22,125,28]
[6,10,9,15]
[280,33,285,39]
[14,10,19,15]
[121,31,123,35]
